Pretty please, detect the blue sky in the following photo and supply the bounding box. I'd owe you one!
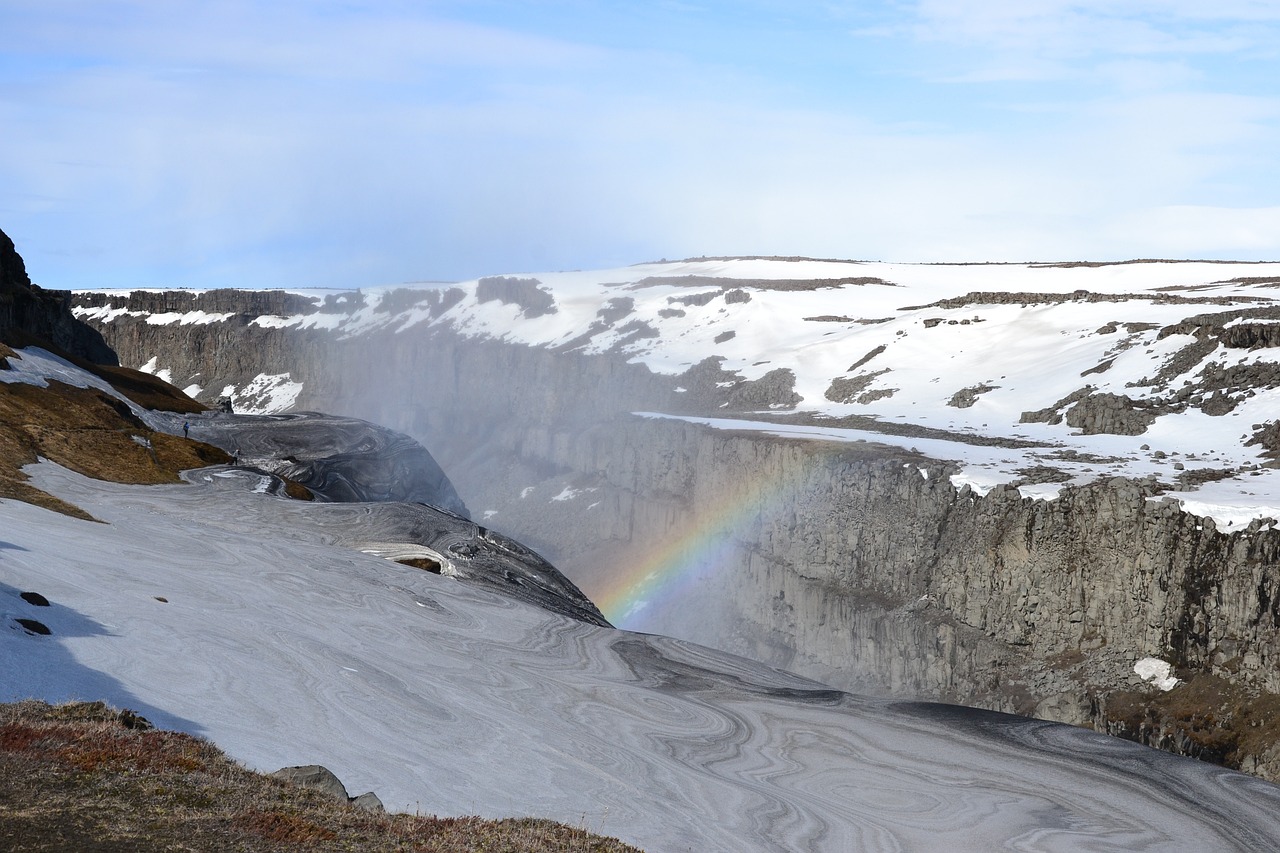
[2,1,1279,289]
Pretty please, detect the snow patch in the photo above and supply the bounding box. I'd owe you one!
[1018,483,1066,501]
[0,348,140,414]
[1134,658,1181,691]
[72,304,144,322]
[252,314,305,329]
[224,373,304,415]
[145,310,234,326]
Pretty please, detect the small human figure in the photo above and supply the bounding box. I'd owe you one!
[232,449,240,466]
[183,421,190,438]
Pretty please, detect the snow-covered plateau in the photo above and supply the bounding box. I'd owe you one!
[75,257,1280,524]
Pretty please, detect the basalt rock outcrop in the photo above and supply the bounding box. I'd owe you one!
[0,227,115,362]
[161,410,467,513]
[1063,391,1158,435]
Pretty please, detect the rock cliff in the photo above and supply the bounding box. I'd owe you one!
[70,262,1280,780]
[0,227,115,362]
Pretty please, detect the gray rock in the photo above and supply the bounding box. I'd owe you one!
[948,383,997,409]
[271,765,349,802]
[273,766,386,812]
[1064,392,1157,436]
[476,276,556,317]
[349,791,385,812]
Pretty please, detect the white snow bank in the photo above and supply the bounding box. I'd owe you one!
[226,373,304,415]
[1134,657,1182,691]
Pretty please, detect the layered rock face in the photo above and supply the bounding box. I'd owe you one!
[71,268,1280,780]
[0,227,115,361]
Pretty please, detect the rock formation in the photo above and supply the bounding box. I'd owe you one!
[0,227,115,362]
[271,765,384,812]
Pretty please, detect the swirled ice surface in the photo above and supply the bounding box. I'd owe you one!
[3,462,1280,852]
[148,409,469,516]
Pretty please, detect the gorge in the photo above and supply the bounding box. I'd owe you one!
[11,228,1280,850]
[69,257,1280,781]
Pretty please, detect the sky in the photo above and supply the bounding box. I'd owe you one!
[2,1,1280,290]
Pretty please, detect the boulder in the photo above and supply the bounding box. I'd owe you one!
[271,765,350,802]
[1064,392,1157,436]
[272,764,385,811]
[349,791,385,812]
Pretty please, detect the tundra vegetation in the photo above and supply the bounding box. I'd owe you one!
[0,700,643,852]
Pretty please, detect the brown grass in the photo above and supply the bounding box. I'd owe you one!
[1105,674,1280,769]
[282,479,315,501]
[396,557,443,574]
[0,378,231,518]
[0,700,645,853]
[0,329,204,414]
[1,332,235,517]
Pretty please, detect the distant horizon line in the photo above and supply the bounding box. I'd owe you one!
[54,254,1280,295]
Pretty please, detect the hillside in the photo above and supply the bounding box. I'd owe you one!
[0,700,642,853]
[6,439,1280,851]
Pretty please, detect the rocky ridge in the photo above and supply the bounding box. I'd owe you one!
[0,227,114,362]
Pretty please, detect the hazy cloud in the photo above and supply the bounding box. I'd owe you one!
[1,1,1278,288]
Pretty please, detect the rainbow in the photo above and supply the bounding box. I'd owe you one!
[592,442,822,629]
[594,509,747,629]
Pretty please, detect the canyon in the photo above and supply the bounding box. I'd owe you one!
[70,258,1280,780]
[11,231,1280,849]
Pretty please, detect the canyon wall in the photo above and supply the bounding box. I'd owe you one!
[72,288,1280,778]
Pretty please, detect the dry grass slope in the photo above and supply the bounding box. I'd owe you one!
[0,335,230,518]
[1105,673,1280,770]
[0,701,646,853]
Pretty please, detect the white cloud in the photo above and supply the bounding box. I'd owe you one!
[886,0,1280,86]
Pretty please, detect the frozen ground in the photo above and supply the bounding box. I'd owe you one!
[4,461,1280,852]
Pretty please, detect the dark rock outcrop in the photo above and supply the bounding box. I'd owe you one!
[948,383,997,408]
[0,227,115,362]
[476,276,556,317]
[165,410,468,514]
[1064,392,1158,435]
[75,288,319,318]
